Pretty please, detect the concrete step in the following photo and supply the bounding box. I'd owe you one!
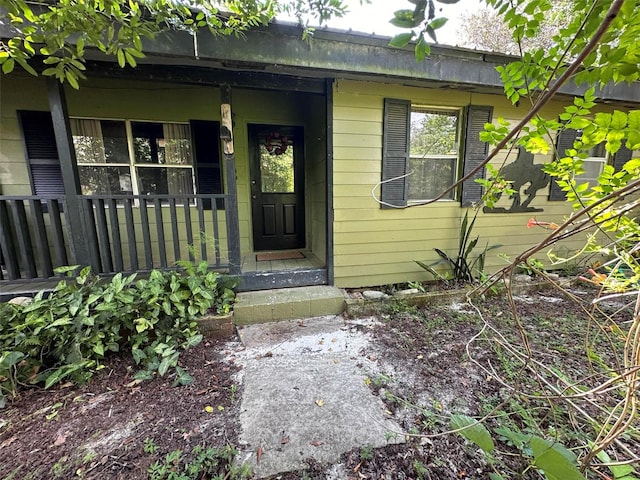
[234,285,345,325]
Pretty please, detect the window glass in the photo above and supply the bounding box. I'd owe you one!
[408,109,459,200]
[71,119,105,164]
[101,120,129,163]
[258,129,296,193]
[137,167,194,195]
[79,166,132,195]
[132,122,165,164]
[71,118,194,197]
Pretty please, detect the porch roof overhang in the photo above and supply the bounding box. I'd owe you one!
[95,22,639,105]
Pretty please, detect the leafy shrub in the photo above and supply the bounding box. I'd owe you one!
[0,262,237,408]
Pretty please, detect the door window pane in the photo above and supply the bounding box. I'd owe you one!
[259,130,295,193]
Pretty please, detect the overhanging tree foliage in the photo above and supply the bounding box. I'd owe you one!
[390,0,640,475]
[0,0,349,87]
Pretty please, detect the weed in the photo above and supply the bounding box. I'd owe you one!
[144,437,159,454]
[147,444,250,480]
[50,458,68,479]
[230,383,238,403]
[387,298,417,315]
[82,450,97,464]
[517,258,545,276]
[359,444,374,461]
[371,374,392,389]
[413,459,431,480]
[408,280,426,292]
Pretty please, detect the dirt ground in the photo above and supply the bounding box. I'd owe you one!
[1,285,636,479]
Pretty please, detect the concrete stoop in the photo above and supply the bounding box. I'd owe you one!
[233,286,345,325]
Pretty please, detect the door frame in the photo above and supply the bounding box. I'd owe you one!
[248,123,305,251]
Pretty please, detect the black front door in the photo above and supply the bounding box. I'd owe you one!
[249,124,305,251]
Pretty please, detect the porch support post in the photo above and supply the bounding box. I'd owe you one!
[220,84,242,275]
[46,78,94,269]
[325,78,335,285]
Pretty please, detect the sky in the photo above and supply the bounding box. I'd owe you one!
[322,0,485,47]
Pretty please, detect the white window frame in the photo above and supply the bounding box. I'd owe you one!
[407,106,462,203]
[71,116,196,198]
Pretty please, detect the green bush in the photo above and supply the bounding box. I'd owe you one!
[0,262,237,408]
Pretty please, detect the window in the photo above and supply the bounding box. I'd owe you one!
[408,108,460,201]
[71,119,195,196]
[578,143,607,189]
[18,111,223,208]
[550,127,633,200]
[381,99,493,208]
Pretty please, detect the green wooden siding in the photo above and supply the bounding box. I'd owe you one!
[330,79,637,288]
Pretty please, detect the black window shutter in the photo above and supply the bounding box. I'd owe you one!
[381,98,410,209]
[549,127,578,201]
[17,110,64,196]
[613,141,633,171]
[190,120,223,210]
[461,105,493,207]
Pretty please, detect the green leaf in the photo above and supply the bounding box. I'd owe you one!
[429,17,448,30]
[93,342,105,356]
[158,357,170,376]
[611,110,627,130]
[132,347,146,365]
[117,49,125,68]
[390,9,421,28]
[172,366,194,387]
[134,369,153,381]
[1,57,15,74]
[488,474,506,480]
[14,56,37,76]
[530,437,585,480]
[389,32,414,48]
[415,34,430,62]
[0,351,25,368]
[184,334,203,349]
[450,414,494,454]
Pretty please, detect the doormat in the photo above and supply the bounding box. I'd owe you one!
[256,251,305,261]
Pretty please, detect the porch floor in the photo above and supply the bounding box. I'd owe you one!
[0,278,60,302]
[241,250,324,273]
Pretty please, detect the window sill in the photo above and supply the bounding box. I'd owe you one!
[407,198,457,205]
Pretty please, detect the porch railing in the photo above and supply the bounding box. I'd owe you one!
[0,194,240,282]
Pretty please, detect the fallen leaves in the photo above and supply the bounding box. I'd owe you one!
[1,436,16,449]
[310,440,324,447]
[281,436,290,445]
[204,405,224,413]
[257,447,264,463]
[53,433,66,446]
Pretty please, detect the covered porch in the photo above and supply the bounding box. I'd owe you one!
[0,68,334,298]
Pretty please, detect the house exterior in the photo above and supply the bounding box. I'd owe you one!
[1,22,639,291]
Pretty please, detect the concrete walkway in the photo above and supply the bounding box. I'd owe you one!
[229,316,404,478]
